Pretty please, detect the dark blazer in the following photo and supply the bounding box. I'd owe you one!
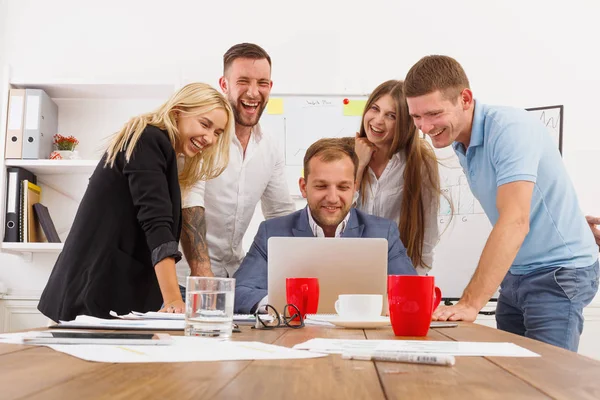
[233,207,416,314]
[38,126,182,322]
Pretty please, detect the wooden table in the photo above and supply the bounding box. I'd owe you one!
[1,323,599,399]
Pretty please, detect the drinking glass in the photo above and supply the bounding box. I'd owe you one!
[185,277,235,338]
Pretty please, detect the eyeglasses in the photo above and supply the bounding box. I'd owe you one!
[252,304,305,330]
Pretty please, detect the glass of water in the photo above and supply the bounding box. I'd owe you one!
[185,277,235,338]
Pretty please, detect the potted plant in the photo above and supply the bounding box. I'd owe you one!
[50,134,80,160]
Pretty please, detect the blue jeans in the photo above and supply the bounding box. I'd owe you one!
[496,260,599,352]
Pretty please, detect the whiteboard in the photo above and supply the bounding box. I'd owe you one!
[430,143,493,299]
[258,97,564,299]
[526,105,563,154]
[259,95,366,197]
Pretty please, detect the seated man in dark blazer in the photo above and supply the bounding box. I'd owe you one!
[233,138,416,314]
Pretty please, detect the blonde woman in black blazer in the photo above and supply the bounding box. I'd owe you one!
[38,83,234,322]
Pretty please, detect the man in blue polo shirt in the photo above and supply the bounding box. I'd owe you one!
[404,55,599,351]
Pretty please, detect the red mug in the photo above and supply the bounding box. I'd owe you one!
[387,275,441,336]
[286,277,319,319]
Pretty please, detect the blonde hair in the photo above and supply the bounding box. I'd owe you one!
[104,82,233,192]
[357,80,443,269]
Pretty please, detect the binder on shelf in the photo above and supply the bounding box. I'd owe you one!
[22,89,58,160]
[3,167,36,242]
[33,203,61,243]
[4,88,26,159]
[21,180,43,243]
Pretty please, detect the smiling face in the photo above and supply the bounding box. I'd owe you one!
[362,94,397,150]
[406,89,473,148]
[299,154,356,236]
[219,57,272,127]
[176,107,228,157]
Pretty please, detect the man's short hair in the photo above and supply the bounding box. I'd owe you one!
[303,138,358,179]
[223,43,272,74]
[404,55,470,101]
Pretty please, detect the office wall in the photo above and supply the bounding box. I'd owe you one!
[1,0,599,294]
[0,0,7,73]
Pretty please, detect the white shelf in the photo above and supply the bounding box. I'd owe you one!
[1,242,63,252]
[5,159,99,175]
[0,289,43,300]
[8,81,177,99]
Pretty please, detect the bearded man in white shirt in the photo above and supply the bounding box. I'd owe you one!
[177,43,296,289]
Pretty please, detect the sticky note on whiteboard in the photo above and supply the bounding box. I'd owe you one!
[343,99,367,116]
[267,98,284,115]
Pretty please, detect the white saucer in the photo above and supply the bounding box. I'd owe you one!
[306,314,391,329]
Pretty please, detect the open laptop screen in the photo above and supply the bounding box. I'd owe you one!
[267,237,388,314]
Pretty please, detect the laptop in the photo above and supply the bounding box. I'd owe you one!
[267,237,389,314]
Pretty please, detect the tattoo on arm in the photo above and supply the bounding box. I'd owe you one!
[181,207,212,276]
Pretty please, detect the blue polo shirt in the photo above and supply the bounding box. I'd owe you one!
[453,101,598,274]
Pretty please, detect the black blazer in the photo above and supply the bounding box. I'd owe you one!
[38,126,182,321]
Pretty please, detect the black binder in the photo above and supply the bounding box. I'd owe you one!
[32,203,61,243]
[4,167,36,242]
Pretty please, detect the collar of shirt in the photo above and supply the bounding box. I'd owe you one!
[252,123,264,142]
[232,124,265,165]
[306,206,350,238]
[453,99,483,155]
[233,123,264,147]
[367,152,404,183]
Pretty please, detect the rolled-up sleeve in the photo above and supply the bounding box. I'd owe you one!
[151,241,182,265]
[123,129,180,266]
[183,180,206,209]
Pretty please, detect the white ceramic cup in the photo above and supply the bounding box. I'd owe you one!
[334,294,383,320]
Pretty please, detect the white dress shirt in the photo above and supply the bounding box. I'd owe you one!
[306,206,350,238]
[355,152,439,274]
[177,124,296,284]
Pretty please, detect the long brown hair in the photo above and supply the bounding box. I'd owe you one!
[357,80,442,268]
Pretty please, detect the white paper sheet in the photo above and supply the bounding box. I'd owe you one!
[0,331,33,344]
[303,315,457,329]
[58,315,186,330]
[110,311,273,324]
[108,311,185,320]
[46,337,327,363]
[304,318,335,327]
[293,338,540,357]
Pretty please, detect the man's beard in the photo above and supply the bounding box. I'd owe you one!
[309,203,348,231]
[229,96,267,127]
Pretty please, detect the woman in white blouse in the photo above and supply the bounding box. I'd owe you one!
[353,80,443,274]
